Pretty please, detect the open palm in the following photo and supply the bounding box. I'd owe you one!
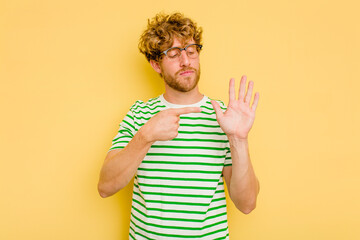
[211,76,259,139]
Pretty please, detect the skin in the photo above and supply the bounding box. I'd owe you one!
[212,77,260,214]
[98,37,260,214]
[150,38,203,105]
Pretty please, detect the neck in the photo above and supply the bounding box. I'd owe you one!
[163,85,203,105]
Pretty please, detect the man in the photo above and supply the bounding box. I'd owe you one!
[98,12,260,239]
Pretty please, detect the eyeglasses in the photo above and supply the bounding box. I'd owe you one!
[161,44,203,60]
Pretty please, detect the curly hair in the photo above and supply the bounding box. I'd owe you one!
[138,12,203,62]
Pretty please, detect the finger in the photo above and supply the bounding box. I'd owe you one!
[245,81,254,105]
[238,75,247,101]
[251,92,260,111]
[172,107,202,116]
[229,78,236,102]
[211,100,224,120]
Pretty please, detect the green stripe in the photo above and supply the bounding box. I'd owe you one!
[146,152,226,158]
[133,197,227,214]
[135,183,213,198]
[132,205,227,222]
[200,105,214,111]
[180,116,217,121]
[137,168,222,174]
[139,190,213,198]
[138,182,217,190]
[133,104,166,110]
[146,199,208,206]
[213,232,229,240]
[117,129,133,136]
[133,115,151,121]
[125,113,134,120]
[148,99,161,106]
[215,189,225,194]
[179,123,220,128]
[178,131,226,135]
[136,175,219,182]
[145,153,225,158]
[112,135,132,142]
[133,191,210,206]
[131,211,228,230]
[112,140,129,145]
[130,224,153,240]
[205,100,227,110]
[134,117,221,127]
[129,228,136,240]
[133,199,208,214]
[136,121,223,129]
[172,138,228,143]
[209,204,227,212]
[133,110,161,115]
[133,191,227,207]
[212,197,226,203]
[150,145,229,151]
[200,111,216,115]
[132,206,203,222]
[122,119,135,131]
[109,146,125,150]
[142,160,224,166]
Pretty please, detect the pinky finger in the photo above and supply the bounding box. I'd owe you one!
[251,92,260,111]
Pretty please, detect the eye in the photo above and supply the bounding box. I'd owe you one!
[186,45,197,55]
[167,48,181,58]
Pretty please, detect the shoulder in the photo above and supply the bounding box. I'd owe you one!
[206,96,227,110]
[129,96,164,112]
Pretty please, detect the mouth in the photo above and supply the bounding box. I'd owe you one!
[179,70,194,76]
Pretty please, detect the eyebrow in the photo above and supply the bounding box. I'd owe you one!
[170,42,196,49]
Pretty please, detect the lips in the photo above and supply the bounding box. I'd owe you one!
[179,70,195,76]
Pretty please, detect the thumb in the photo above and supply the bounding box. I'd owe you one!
[211,100,224,120]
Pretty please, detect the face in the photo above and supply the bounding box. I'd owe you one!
[151,38,201,92]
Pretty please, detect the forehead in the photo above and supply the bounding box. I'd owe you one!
[170,37,195,48]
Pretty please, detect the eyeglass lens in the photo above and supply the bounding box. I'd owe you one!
[167,45,200,59]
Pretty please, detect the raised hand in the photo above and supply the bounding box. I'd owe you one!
[211,76,259,140]
[142,107,201,143]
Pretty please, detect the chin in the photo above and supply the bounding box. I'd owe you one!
[177,79,199,92]
[164,72,200,92]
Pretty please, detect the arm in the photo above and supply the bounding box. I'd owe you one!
[222,138,259,214]
[97,107,201,198]
[212,76,260,214]
[98,128,153,198]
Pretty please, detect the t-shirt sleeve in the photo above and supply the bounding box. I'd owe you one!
[108,110,136,151]
[224,141,232,167]
[216,99,232,167]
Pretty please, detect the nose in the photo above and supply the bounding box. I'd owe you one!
[179,49,190,67]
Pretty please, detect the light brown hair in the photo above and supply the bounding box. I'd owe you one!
[138,12,203,62]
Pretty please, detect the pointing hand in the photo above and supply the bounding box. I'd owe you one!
[141,107,202,143]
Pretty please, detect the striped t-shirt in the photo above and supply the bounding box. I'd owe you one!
[109,94,232,240]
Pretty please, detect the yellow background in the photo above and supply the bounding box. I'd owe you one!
[1,0,359,239]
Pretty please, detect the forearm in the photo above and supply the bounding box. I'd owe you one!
[98,128,153,198]
[98,107,201,198]
[228,136,259,213]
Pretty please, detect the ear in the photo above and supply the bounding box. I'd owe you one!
[150,60,162,74]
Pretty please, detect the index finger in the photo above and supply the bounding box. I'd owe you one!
[171,107,202,116]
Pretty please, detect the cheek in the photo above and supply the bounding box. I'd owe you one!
[161,63,176,74]
[191,59,200,69]
[163,65,178,76]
